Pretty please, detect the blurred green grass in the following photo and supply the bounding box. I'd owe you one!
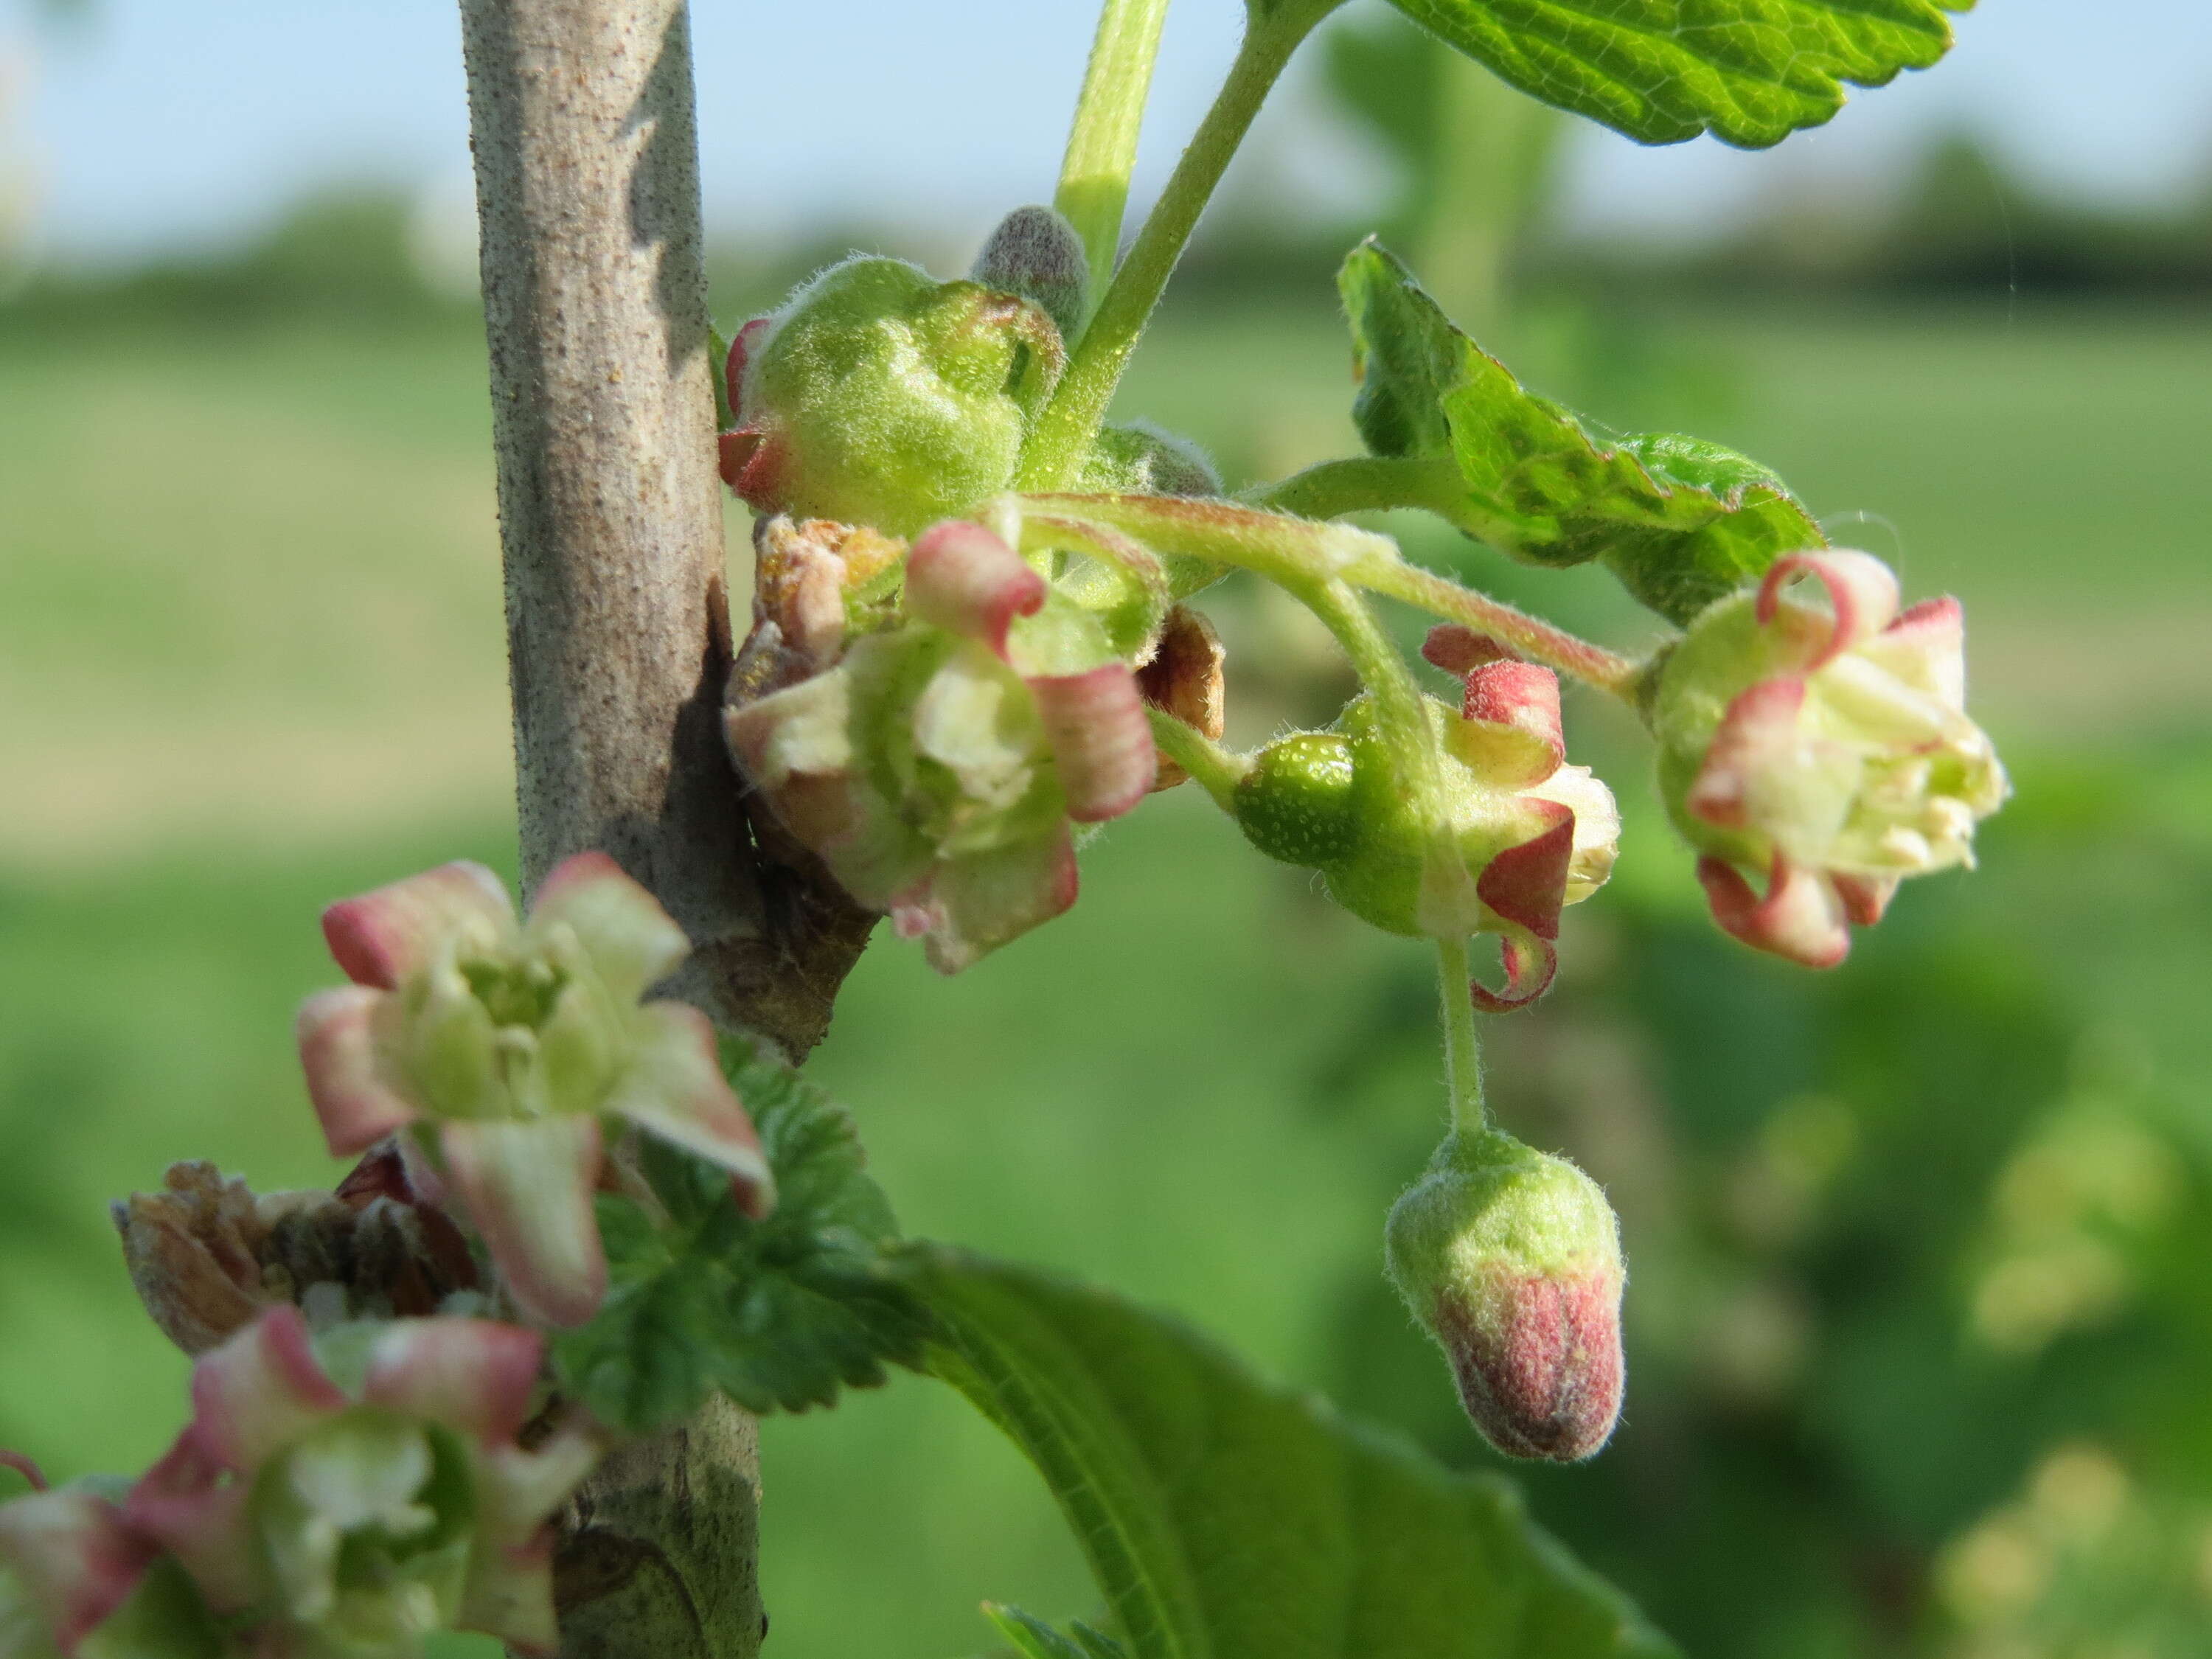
[3,296,2210,1659]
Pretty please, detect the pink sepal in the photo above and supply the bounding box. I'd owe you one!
[1422,625,1513,676]
[723,426,790,510]
[1,1451,46,1492]
[1685,677,1808,831]
[125,1433,256,1614]
[439,1116,608,1329]
[527,852,691,1003]
[894,828,1080,975]
[1477,810,1576,941]
[1756,551,1900,670]
[1697,853,1850,968]
[462,1540,560,1656]
[1470,933,1559,1014]
[1028,664,1156,822]
[362,1320,545,1447]
[0,1488,156,1653]
[609,1003,775,1221]
[1867,594,1968,706]
[296,987,418,1157]
[1830,871,1899,928]
[188,1306,347,1473]
[904,521,1047,656]
[322,862,512,990]
[1463,661,1565,778]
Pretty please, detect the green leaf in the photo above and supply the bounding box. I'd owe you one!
[550,1037,928,1433]
[982,1604,1130,1659]
[919,1249,1678,1659]
[1340,238,1822,624]
[1380,0,1967,148]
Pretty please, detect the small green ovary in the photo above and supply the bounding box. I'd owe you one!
[1234,733,1360,867]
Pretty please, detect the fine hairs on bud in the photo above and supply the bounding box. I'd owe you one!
[970,205,1090,344]
[1385,1130,1626,1462]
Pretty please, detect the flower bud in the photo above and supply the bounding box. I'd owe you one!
[1077,421,1221,498]
[720,256,1064,537]
[1231,642,1618,1008]
[728,519,1155,973]
[295,855,771,1327]
[1648,550,2008,966]
[969,204,1089,343]
[1385,1132,1625,1463]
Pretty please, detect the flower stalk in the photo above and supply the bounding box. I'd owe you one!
[1055,0,1173,305]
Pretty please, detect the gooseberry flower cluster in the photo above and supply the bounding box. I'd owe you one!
[1,1310,595,1659]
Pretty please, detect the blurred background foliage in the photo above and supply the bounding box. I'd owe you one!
[4,8,2212,1659]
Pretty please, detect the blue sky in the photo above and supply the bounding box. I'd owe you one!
[7,0,2211,267]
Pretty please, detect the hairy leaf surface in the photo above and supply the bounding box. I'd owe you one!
[551,1038,926,1431]
[1379,0,1967,147]
[922,1249,1677,1659]
[1342,238,1822,622]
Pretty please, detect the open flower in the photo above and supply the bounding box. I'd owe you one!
[727,518,1155,973]
[0,1459,218,1659]
[296,855,770,1326]
[122,1308,597,1659]
[1232,625,1618,1009]
[1650,550,2008,967]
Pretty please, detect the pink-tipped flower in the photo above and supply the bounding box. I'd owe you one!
[1232,627,1618,1010]
[125,1308,598,1659]
[1649,551,2008,966]
[296,855,770,1326]
[0,1475,212,1659]
[1385,1131,1626,1463]
[728,518,1155,973]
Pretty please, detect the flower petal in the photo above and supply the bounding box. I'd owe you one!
[1861,594,1967,707]
[525,852,691,1005]
[1028,664,1155,822]
[0,1489,154,1652]
[608,1003,774,1220]
[1685,676,1807,832]
[361,1320,546,1447]
[1697,853,1850,968]
[1829,871,1899,928]
[904,521,1047,657]
[439,1118,608,1329]
[459,1539,560,1656]
[322,863,514,991]
[188,1307,347,1474]
[296,987,419,1158]
[1756,551,1900,669]
[904,830,1079,975]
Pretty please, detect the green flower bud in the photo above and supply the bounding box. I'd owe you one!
[722,256,1065,537]
[969,205,1090,344]
[1385,1132,1625,1463]
[1075,422,1226,599]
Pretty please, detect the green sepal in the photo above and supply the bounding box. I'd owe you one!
[549,1037,927,1433]
[918,1248,1677,1659]
[1375,0,1965,149]
[1338,240,1823,624]
[707,323,734,431]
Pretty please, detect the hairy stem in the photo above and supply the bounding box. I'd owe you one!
[1248,455,1465,523]
[1056,0,1172,305]
[1435,936,1486,1133]
[1018,0,1336,489]
[1147,707,1250,810]
[1354,556,1644,699]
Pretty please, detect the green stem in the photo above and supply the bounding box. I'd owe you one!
[1354,556,1644,700]
[1055,0,1172,305]
[1436,936,1486,1133]
[1018,0,1337,490]
[1147,708,1249,810]
[1246,455,1464,522]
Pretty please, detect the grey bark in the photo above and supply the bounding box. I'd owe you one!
[458,2,872,1653]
